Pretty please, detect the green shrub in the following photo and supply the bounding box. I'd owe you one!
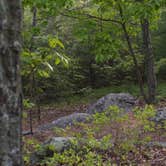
[156,58,166,80]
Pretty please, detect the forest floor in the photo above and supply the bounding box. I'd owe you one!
[23,101,166,165]
[23,101,166,142]
[23,82,166,141]
[22,84,166,165]
[22,103,88,141]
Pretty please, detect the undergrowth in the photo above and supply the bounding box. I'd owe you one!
[23,105,165,165]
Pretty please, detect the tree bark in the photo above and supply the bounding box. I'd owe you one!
[0,0,22,165]
[141,19,157,104]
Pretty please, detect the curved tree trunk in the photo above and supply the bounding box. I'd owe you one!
[118,4,148,103]
[0,0,22,165]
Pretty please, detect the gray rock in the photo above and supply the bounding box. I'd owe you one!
[151,107,166,123]
[147,141,166,148]
[30,137,75,165]
[86,93,136,114]
[44,137,75,152]
[51,113,91,128]
[38,113,91,131]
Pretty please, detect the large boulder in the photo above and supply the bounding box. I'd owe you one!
[52,113,91,128]
[38,113,91,131]
[151,107,166,124]
[86,93,136,114]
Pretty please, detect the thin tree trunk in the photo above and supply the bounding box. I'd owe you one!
[0,0,22,165]
[37,104,41,124]
[122,22,148,102]
[29,71,35,135]
[89,59,95,88]
[32,7,37,27]
[32,6,42,124]
[118,4,148,103]
[141,19,157,104]
[29,109,33,134]
[28,7,38,134]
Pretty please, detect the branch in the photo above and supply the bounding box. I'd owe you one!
[60,11,122,25]
[83,13,122,24]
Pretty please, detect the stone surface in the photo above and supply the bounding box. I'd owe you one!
[52,113,91,128]
[30,137,75,165]
[44,137,74,152]
[151,107,166,123]
[86,93,136,114]
[147,141,166,148]
[38,113,91,130]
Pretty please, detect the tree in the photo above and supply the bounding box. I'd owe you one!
[64,0,165,103]
[141,18,157,103]
[0,0,22,165]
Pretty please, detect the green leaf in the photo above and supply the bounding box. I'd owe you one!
[48,37,64,49]
[55,57,61,65]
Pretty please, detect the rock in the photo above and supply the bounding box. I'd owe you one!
[86,93,136,114]
[147,141,166,148]
[38,123,55,131]
[30,137,74,165]
[51,113,91,128]
[43,137,75,152]
[38,113,91,131]
[151,107,166,124]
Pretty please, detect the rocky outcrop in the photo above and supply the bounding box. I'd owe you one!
[38,113,91,130]
[43,137,75,152]
[30,137,74,165]
[38,93,136,131]
[86,93,136,114]
[51,113,91,128]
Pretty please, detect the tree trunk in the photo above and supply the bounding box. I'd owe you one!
[0,0,22,165]
[141,19,157,104]
[28,6,38,134]
[118,4,148,103]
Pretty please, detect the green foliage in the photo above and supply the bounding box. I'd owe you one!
[23,138,40,165]
[22,0,166,164]
[156,58,166,80]
[94,32,122,62]
[23,0,73,15]
[23,99,35,109]
[22,0,166,102]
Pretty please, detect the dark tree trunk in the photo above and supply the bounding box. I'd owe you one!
[0,0,22,166]
[89,59,95,88]
[141,19,157,104]
[32,7,37,27]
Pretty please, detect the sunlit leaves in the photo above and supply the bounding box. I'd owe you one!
[55,52,69,67]
[23,99,35,109]
[23,0,74,16]
[49,37,65,49]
